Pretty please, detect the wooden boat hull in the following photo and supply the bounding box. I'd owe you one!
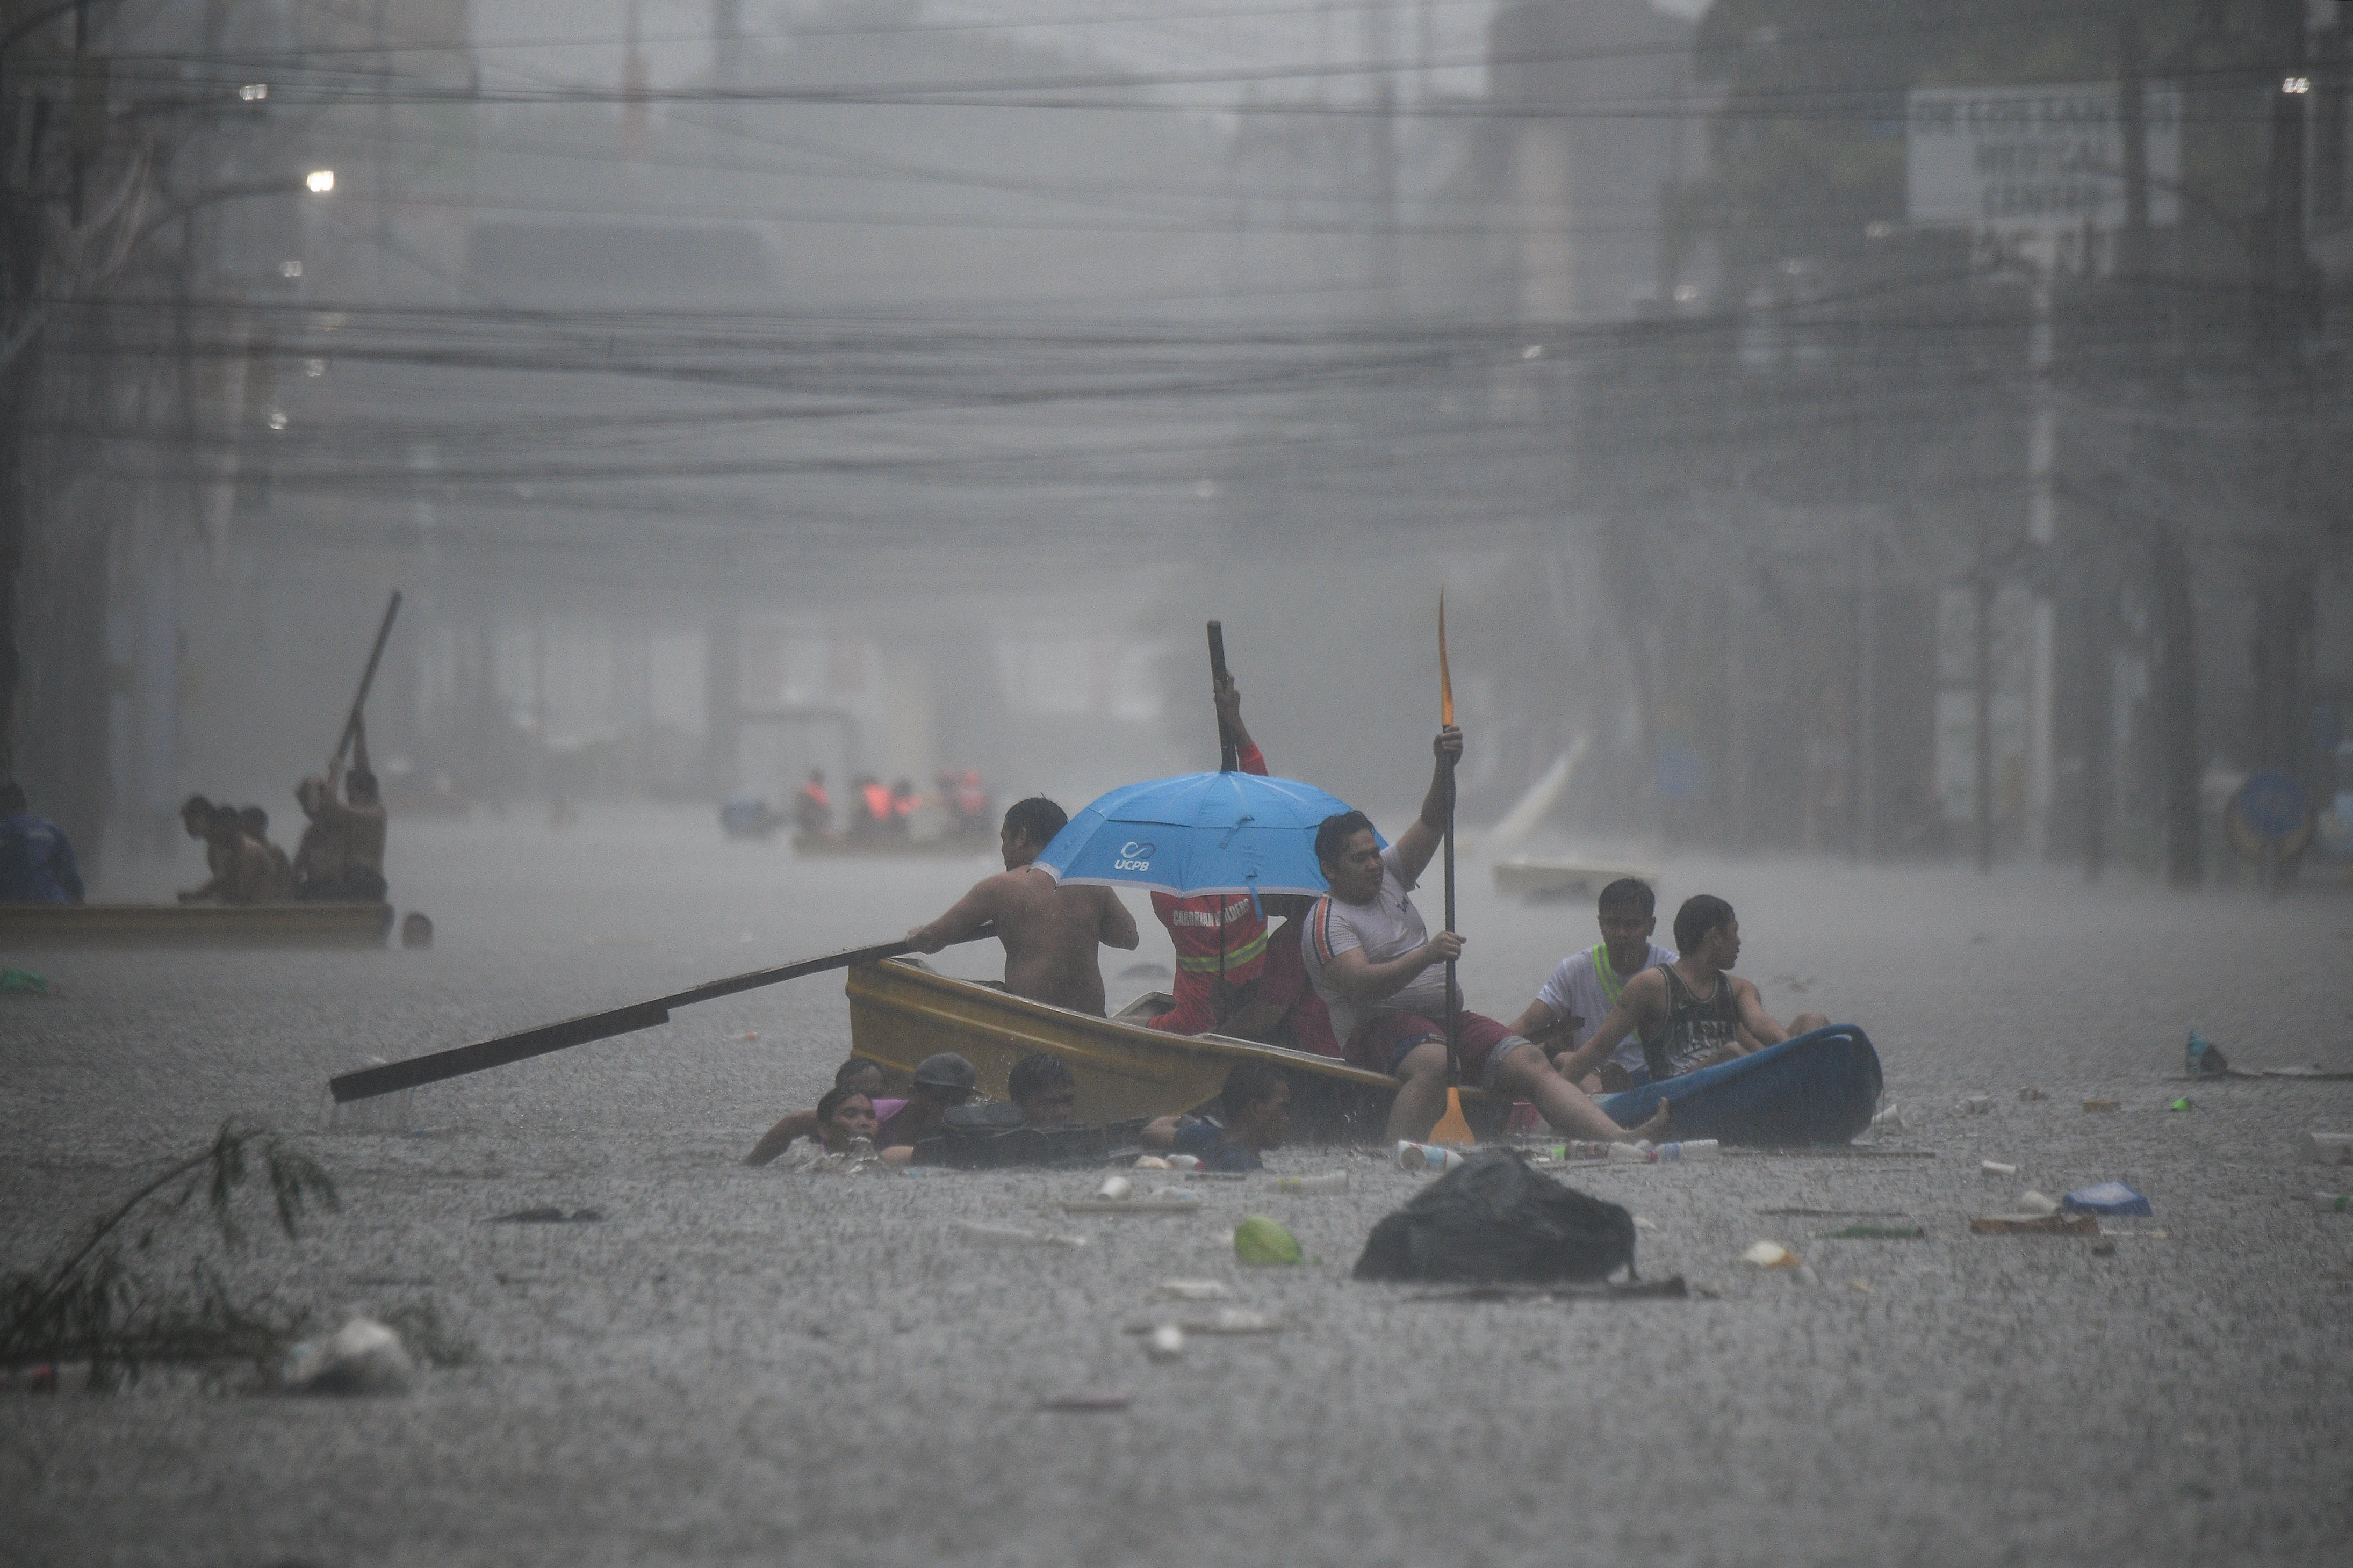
[0,901,395,949]
[1492,857,1658,902]
[845,958,1487,1143]
[1594,1025,1883,1146]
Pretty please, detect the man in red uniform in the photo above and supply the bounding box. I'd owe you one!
[1142,675,1337,1056]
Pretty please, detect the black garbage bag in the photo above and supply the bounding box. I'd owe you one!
[1352,1149,1636,1283]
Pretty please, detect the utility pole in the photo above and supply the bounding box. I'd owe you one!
[2023,235,2056,861]
[1974,526,1995,875]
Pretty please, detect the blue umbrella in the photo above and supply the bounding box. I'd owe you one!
[1034,771,1379,901]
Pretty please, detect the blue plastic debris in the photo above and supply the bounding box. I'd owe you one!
[2062,1182,2153,1218]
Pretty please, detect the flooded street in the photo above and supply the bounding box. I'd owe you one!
[5,812,2350,1565]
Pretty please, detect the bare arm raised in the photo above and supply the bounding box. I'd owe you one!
[1388,725,1463,887]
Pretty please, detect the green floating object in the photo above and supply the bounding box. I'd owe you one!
[1233,1215,1301,1266]
[1820,1224,1926,1240]
[0,967,47,994]
[2169,1098,2193,1112]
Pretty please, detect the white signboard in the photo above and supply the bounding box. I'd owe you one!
[1908,83,2179,232]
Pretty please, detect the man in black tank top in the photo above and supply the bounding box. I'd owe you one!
[1550,895,1830,1087]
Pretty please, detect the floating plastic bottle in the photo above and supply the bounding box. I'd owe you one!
[1273,1172,1348,1194]
[1981,1160,2018,1178]
[1097,1175,1133,1201]
[1558,1140,1617,1160]
[1606,1140,1656,1162]
[2313,1193,2350,1215]
[1394,1141,1465,1173]
[2307,1132,2353,1166]
[1649,1140,1719,1163]
[1959,1094,1993,1115]
[1145,1324,1186,1362]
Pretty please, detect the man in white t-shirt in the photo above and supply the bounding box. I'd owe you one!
[1298,724,1670,1146]
[1508,877,1677,1092]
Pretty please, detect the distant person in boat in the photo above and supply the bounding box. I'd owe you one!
[905,797,1139,1016]
[237,806,298,900]
[178,802,279,905]
[178,796,229,901]
[293,718,389,903]
[0,782,84,905]
[1507,877,1676,1093]
[850,775,893,840]
[1006,1052,1081,1126]
[1300,725,1668,1147]
[1555,894,1829,1087]
[793,770,832,840]
[1142,673,1339,1054]
[1142,1060,1291,1172]
[947,769,992,838]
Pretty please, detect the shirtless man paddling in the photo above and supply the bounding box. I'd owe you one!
[906,796,1139,1016]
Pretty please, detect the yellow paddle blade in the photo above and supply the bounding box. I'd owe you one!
[1429,1086,1476,1147]
[1437,588,1454,726]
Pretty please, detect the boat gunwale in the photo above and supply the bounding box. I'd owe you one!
[850,957,1407,1092]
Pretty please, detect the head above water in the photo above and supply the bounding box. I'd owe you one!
[1007,1052,1077,1126]
[911,1052,977,1101]
[1313,811,1381,904]
[833,1058,887,1095]
[812,1087,877,1152]
[1218,1061,1292,1151]
[238,805,269,840]
[1673,894,1739,969]
[999,796,1066,869]
[181,794,216,835]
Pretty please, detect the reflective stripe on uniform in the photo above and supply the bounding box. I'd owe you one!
[1175,927,1270,973]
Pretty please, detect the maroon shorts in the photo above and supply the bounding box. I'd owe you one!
[1343,1011,1528,1087]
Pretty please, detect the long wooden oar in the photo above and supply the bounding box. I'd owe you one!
[328,591,402,782]
[1430,590,1476,1147]
[329,927,994,1102]
[1208,619,1239,774]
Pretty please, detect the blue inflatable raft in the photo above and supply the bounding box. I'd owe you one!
[1595,1024,1883,1146]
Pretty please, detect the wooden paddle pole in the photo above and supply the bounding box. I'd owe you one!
[1207,620,1239,773]
[328,590,402,781]
[328,926,994,1102]
[1430,590,1476,1146]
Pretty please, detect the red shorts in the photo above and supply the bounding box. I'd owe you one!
[1343,1010,1527,1087]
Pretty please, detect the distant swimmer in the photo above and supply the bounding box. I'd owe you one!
[0,782,84,905]
[1555,894,1829,1088]
[906,797,1139,1016]
[1299,723,1667,1147]
[293,716,388,902]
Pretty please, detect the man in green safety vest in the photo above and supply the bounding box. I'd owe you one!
[1506,877,1678,1092]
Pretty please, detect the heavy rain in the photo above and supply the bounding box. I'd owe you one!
[3,3,2350,1563]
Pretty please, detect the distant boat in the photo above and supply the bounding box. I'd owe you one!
[793,834,994,859]
[0,902,396,949]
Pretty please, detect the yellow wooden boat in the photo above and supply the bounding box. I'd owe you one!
[0,902,395,949]
[845,957,1498,1143]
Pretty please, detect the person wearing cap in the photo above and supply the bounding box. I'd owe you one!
[743,1054,978,1166]
[875,1052,977,1157]
[293,715,390,902]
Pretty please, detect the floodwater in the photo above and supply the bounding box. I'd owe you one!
[4,808,2351,1565]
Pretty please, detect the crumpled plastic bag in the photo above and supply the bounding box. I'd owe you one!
[1353,1150,1636,1284]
